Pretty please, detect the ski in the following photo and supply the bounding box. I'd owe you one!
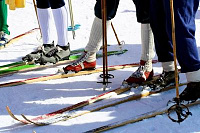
[6,83,133,125]
[85,99,200,133]
[0,49,128,77]
[0,44,112,71]
[1,60,156,88]
[0,47,87,70]
[17,83,187,126]
[0,28,39,49]
[7,72,184,127]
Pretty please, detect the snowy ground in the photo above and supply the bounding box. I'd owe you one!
[0,0,200,133]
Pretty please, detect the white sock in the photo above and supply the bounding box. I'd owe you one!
[85,17,111,62]
[144,60,153,72]
[162,61,175,72]
[140,24,155,61]
[37,8,54,44]
[86,52,96,62]
[52,6,68,46]
[186,69,200,82]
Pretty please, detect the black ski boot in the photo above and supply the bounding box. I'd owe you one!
[22,42,55,62]
[179,82,200,103]
[148,71,177,90]
[35,44,70,65]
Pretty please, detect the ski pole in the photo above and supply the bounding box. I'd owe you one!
[167,0,191,123]
[111,22,125,49]
[97,0,114,91]
[32,0,42,38]
[68,0,76,39]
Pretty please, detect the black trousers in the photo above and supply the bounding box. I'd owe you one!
[94,0,150,23]
[36,0,65,9]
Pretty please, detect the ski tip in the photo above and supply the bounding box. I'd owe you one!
[6,106,11,112]
[6,106,19,121]
[6,106,29,124]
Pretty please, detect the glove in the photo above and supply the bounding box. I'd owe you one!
[16,0,25,8]
[6,0,16,10]
[6,0,25,10]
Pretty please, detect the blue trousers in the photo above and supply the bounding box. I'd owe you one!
[36,0,65,9]
[150,0,200,73]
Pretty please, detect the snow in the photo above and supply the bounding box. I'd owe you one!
[0,0,200,133]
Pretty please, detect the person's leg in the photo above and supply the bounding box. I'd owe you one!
[148,0,176,89]
[64,0,120,73]
[50,0,67,47]
[36,1,70,65]
[164,0,200,102]
[37,7,53,44]
[124,0,155,85]
[22,0,55,62]
[52,5,68,47]
[34,0,70,65]
[84,17,111,62]
[125,24,155,85]
[0,0,9,34]
[150,0,174,63]
[0,0,10,45]
[164,0,200,73]
[85,0,120,56]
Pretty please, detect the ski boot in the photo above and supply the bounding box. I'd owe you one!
[22,42,56,62]
[148,71,177,91]
[179,82,200,103]
[0,31,9,46]
[35,44,70,65]
[63,51,96,73]
[122,60,154,87]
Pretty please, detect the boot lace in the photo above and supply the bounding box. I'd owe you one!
[72,52,90,66]
[131,65,147,79]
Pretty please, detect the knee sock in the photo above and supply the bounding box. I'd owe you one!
[140,24,155,72]
[85,17,111,62]
[37,8,54,44]
[52,5,68,46]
